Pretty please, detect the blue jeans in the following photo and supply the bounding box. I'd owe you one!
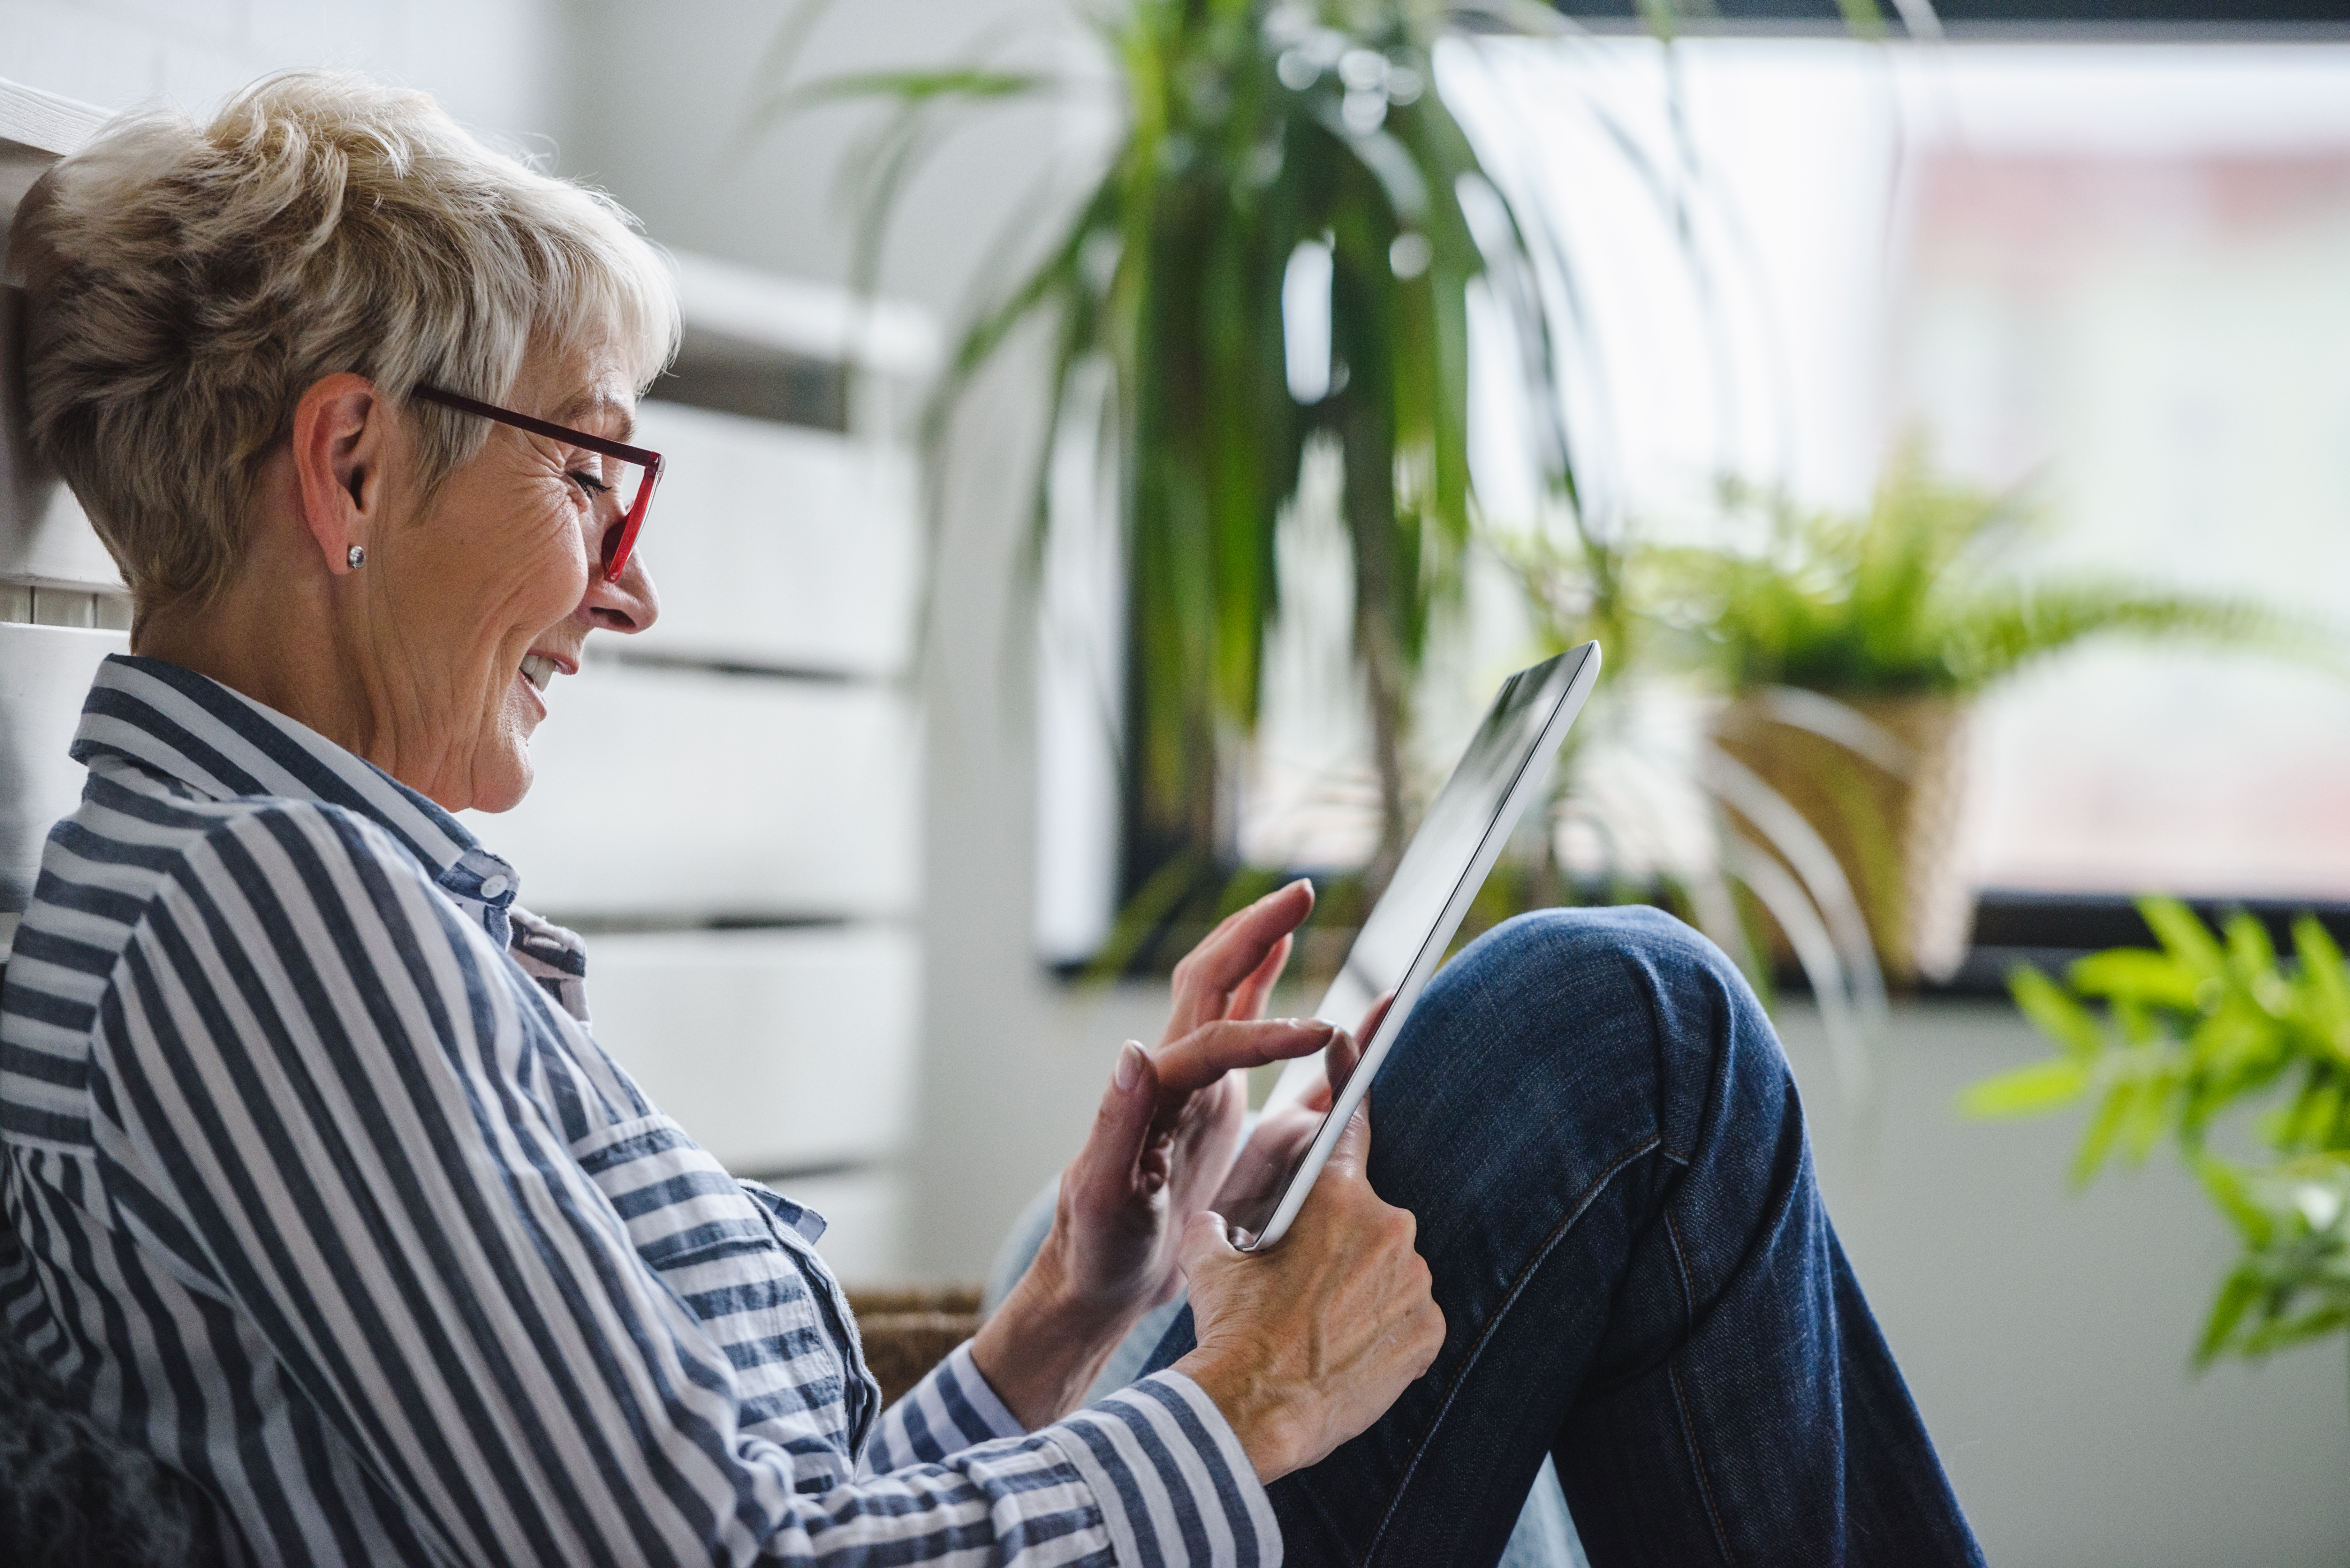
[1128,907,1984,1566]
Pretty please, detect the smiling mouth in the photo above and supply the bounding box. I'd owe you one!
[519,653,558,693]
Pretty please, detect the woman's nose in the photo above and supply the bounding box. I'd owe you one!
[580,546,659,634]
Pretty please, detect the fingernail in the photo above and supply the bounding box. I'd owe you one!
[1115,1041,1143,1091]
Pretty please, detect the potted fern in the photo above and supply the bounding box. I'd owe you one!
[1647,442,2302,985]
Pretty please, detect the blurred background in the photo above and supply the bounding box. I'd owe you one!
[5,2,2350,1563]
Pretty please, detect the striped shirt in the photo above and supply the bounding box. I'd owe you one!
[0,654,1276,1567]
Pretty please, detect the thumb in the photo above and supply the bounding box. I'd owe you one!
[1323,1103,1373,1182]
[1178,1208,1244,1280]
[1068,1041,1156,1204]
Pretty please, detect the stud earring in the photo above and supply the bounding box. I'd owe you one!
[347,545,366,570]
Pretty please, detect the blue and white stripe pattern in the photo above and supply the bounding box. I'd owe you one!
[0,654,1277,1566]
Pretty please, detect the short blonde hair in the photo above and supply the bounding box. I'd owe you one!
[11,71,679,612]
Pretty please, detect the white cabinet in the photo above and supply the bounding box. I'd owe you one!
[472,663,920,921]
[580,925,919,1178]
[624,402,919,677]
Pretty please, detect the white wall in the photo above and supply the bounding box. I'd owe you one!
[561,0,1075,314]
[0,0,568,144]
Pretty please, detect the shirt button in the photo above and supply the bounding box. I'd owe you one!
[478,874,509,899]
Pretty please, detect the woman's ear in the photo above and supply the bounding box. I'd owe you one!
[288,373,389,575]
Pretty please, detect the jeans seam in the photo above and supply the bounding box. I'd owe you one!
[1662,1205,1699,1339]
[1668,1355,1739,1567]
[1362,1130,1664,1566]
[1662,1202,1738,1561]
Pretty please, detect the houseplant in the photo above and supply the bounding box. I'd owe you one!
[1604,441,2302,984]
[760,0,1588,941]
[1966,899,2350,1375]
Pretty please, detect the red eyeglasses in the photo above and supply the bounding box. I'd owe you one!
[410,382,663,584]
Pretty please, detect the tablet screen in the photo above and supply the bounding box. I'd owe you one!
[1225,643,1599,1248]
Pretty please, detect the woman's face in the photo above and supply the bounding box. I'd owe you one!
[378,340,659,812]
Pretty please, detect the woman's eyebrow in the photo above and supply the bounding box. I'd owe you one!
[550,388,636,443]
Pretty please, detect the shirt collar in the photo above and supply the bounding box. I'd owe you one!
[72,655,523,943]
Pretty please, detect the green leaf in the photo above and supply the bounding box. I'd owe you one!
[2141,896,2227,981]
[2072,1085,2134,1187]
[2068,948,2198,1012]
[2293,916,2350,1061]
[2193,1268,2263,1368]
[2119,1073,2174,1165]
[2196,1155,2277,1246]
[1832,0,1890,39]
[1959,1058,2091,1119]
[2225,909,2278,979]
[2236,1306,2350,1360]
[2008,965,2106,1061]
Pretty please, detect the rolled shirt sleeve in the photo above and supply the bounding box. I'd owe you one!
[81,798,1278,1566]
[871,1342,1279,1565]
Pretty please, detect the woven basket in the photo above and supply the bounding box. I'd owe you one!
[1710,693,1974,987]
[847,1286,984,1408]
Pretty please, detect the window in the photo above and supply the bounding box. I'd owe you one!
[1035,31,2350,962]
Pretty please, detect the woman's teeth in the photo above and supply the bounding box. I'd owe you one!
[519,653,557,692]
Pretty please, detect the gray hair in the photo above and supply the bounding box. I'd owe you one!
[11,71,680,613]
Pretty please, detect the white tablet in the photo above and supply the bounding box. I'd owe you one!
[1232,642,1601,1252]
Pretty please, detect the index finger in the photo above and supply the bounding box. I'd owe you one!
[1152,1016,1336,1097]
[1165,880,1314,1039]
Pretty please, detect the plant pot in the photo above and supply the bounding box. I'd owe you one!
[1710,692,1975,987]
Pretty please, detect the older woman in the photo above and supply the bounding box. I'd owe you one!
[0,72,1981,1568]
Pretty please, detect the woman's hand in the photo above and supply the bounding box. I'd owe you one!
[1206,991,1388,1238]
[973,880,1345,1427]
[1176,1104,1445,1483]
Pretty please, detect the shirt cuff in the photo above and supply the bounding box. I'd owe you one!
[868,1339,1027,1472]
[1040,1369,1282,1568]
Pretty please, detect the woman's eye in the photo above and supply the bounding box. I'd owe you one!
[567,469,611,499]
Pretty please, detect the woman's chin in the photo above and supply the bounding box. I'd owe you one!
[467,749,535,815]
[464,680,544,814]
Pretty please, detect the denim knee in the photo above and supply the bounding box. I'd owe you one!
[1455,903,1731,983]
[1404,903,1789,1158]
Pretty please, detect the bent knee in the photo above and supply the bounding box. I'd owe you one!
[1453,904,1747,1002]
[1420,905,1784,1110]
